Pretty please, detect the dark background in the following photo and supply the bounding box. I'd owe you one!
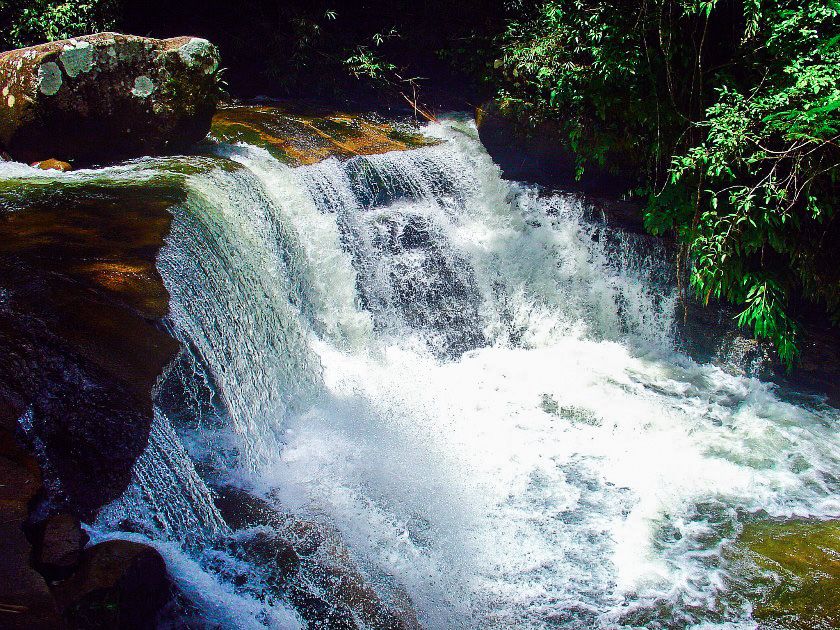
[121,0,508,108]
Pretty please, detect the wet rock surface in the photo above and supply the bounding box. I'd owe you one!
[0,174,182,626]
[730,519,840,629]
[52,539,171,630]
[34,513,90,581]
[678,294,840,405]
[209,103,438,166]
[214,484,421,629]
[0,33,220,164]
[0,180,183,517]
[0,401,64,629]
[33,159,72,172]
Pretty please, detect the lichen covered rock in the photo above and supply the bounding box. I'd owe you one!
[0,33,221,164]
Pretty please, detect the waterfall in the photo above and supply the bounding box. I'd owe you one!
[157,162,324,466]
[30,114,838,628]
[95,408,229,547]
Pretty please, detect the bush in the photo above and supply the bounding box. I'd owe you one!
[496,0,840,366]
[0,0,119,50]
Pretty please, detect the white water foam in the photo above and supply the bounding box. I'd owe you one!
[155,118,838,628]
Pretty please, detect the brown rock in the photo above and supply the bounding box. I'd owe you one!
[210,104,439,166]
[0,33,221,164]
[0,111,183,629]
[0,176,182,519]
[0,504,66,630]
[215,486,419,629]
[0,403,65,629]
[52,540,171,629]
[32,159,72,171]
[35,513,89,581]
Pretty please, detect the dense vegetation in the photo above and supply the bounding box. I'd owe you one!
[0,1,117,49]
[0,0,837,364]
[495,1,840,366]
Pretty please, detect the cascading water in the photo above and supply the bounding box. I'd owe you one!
[8,114,838,628]
[96,408,229,547]
[150,116,840,628]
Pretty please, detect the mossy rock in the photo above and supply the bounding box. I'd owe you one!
[732,519,840,629]
[0,33,221,164]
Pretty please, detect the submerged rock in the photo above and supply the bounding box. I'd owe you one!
[0,33,221,164]
[214,485,421,629]
[731,519,840,629]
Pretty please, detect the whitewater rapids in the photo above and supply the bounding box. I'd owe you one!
[162,117,838,628]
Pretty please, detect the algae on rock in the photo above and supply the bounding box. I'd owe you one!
[731,519,840,630]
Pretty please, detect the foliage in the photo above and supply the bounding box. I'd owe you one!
[258,7,341,92]
[344,28,400,83]
[496,0,840,366]
[0,0,119,49]
[0,0,835,366]
[345,29,437,122]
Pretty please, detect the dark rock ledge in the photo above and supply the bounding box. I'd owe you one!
[0,178,182,629]
[0,30,223,628]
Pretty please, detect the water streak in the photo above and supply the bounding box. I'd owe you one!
[96,409,229,547]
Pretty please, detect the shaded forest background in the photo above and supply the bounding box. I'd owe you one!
[0,0,507,104]
[0,0,837,367]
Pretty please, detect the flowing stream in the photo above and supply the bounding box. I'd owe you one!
[6,115,840,628]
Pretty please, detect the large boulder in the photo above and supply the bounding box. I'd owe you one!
[0,33,220,164]
[0,162,184,630]
[0,175,182,519]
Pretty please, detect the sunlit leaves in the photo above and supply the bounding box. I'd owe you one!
[498,0,839,368]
